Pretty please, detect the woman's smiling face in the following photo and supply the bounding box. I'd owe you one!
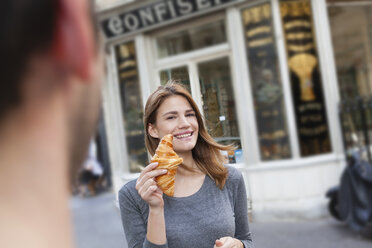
[148,95,199,155]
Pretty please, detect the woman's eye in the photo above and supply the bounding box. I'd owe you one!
[166,116,176,120]
[186,113,195,117]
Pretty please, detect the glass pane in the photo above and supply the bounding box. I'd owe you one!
[115,42,147,173]
[280,0,332,157]
[242,3,291,161]
[157,20,226,58]
[198,57,242,164]
[328,4,372,100]
[160,66,191,92]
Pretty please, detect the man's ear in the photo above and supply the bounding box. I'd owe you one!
[148,124,159,139]
[52,0,95,81]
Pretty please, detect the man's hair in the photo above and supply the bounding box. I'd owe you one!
[0,0,98,120]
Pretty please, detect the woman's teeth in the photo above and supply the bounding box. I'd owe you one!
[175,133,192,138]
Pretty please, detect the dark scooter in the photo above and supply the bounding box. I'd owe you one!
[326,152,372,230]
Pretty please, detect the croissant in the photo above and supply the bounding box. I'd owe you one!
[150,134,183,196]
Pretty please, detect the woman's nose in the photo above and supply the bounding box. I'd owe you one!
[178,116,190,128]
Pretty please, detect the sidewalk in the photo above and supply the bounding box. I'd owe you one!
[71,192,372,248]
[252,218,372,248]
[70,191,126,248]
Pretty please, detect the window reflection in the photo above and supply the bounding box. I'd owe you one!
[115,42,147,173]
[328,4,372,100]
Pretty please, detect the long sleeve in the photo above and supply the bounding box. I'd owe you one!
[233,173,254,248]
[119,182,168,248]
[119,169,254,248]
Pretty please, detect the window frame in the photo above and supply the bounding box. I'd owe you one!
[150,14,247,166]
[230,0,341,168]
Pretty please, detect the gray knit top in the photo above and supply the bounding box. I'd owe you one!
[119,166,254,248]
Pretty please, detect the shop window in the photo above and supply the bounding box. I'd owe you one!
[160,66,191,92]
[198,57,243,163]
[156,20,226,58]
[280,0,332,156]
[115,41,147,173]
[328,3,372,100]
[241,3,291,161]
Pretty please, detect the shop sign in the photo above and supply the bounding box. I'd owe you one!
[101,0,241,40]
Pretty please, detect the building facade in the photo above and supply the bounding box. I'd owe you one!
[96,0,372,220]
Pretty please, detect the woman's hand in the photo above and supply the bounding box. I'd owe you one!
[214,237,244,248]
[135,162,167,209]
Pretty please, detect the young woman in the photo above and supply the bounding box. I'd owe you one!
[119,82,254,248]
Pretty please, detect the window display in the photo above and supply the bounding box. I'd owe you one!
[160,66,191,92]
[115,42,147,173]
[242,3,291,161]
[198,57,242,163]
[280,0,332,156]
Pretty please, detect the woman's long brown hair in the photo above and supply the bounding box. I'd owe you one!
[144,82,233,189]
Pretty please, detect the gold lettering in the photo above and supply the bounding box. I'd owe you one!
[284,20,311,30]
[298,103,323,113]
[280,1,311,18]
[260,130,286,140]
[242,9,251,25]
[242,4,269,25]
[251,7,262,23]
[300,114,323,123]
[299,124,327,136]
[286,32,313,40]
[119,60,136,69]
[120,70,137,79]
[248,37,273,48]
[287,43,314,52]
[262,4,271,19]
[246,26,272,37]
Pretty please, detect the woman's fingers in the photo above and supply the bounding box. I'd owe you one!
[136,169,167,189]
[135,162,167,201]
[136,162,167,190]
[214,237,240,248]
[141,162,158,174]
[215,240,224,247]
[137,162,158,182]
[137,178,156,196]
[142,185,158,199]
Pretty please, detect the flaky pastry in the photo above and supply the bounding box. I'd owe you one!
[151,134,183,196]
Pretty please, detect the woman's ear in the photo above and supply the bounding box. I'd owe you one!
[148,123,159,138]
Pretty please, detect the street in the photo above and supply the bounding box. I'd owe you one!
[71,192,372,248]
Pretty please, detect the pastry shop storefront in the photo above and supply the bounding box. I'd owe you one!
[97,0,372,220]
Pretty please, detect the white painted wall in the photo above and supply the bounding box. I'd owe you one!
[248,158,345,221]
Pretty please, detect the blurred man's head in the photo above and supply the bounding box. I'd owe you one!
[0,1,104,247]
[0,0,103,178]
